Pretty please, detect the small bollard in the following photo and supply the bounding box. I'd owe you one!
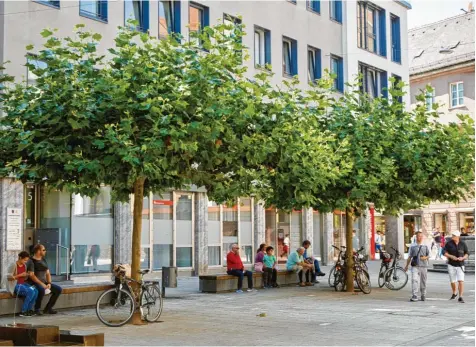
[161,266,177,297]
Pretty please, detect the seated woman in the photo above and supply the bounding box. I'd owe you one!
[6,251,38,317]
[254,243,266,273]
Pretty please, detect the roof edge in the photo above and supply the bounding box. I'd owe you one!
[409,11,474,32]
[395,0,412,9]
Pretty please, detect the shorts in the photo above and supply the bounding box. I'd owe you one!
[448,264,465,283]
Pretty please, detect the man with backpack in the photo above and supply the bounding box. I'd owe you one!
[444,230,469,303]
[404,230,430,302]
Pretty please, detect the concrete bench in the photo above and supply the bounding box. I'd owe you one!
[0,284,114,316]
[199,270,301,293]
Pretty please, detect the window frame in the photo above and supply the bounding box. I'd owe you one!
[124,0,150,33]
[307,0,321,14]
[449,81,464,108]
[282,36,298,78]
[330,54,344,93]
[307,45,321,83]
[330,0,342,24]
[357,1,386,57]
[425,88,435,111]
[188,2,209,47]
[34,0,60,9]
[158,0,181,38]
[79,0,108,23]
[26,55,48,86]
[390,14,401,63]
[391,74,403,103]
[358,62,388,99]
[254,26,271,70]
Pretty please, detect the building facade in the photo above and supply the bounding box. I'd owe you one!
[404,10,475,249]
[0,0,411,285]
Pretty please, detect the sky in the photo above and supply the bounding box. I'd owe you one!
[407,0,474,29]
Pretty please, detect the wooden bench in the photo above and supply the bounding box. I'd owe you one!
[199,270,301,293]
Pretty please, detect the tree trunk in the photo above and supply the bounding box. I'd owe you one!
[131,177,147,325]
[345,207,354,292]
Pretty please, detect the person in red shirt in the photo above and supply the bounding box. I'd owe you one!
[226,244,256,293]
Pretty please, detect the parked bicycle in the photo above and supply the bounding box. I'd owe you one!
[334,246,371,294]
[96,265,163,327]
[328,245,346,287]
[378,247,408,290]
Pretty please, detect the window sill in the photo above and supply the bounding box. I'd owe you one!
[80,11,108,24]
[391,59,402,65]
[329,17,343,25]
[357,47,387,60]
[287,0,297,4]
[254,65,272,74]
[283,72,296,79]
[33,1,60,9]
[307,8,321,15]
[449,104,466,110]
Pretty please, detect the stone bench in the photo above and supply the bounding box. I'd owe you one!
[199,270,302,293]
[0,284,114,316]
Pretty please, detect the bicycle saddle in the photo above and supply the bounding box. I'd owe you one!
[139,269,150,275]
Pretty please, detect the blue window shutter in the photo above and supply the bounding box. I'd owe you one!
[203,6,210,27]
[336,1,342,23]
[379,10,387,57]
[173,1,181,33]
[100,1,108,20]
[142,0,150,31]
[316,49,322,79]
[395,17,401,62]
[264,31,271,65]
[337,58,344,92]
[291,40,298,75]
[381,71,388,99]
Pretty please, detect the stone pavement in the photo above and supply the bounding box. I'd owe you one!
[0,261,473,346]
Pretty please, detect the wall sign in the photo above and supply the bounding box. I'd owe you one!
[7,208,22,251]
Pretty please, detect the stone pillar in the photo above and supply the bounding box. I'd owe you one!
[0,178,24,289]
[254,201,265,252]
[321,213,334,266]
[362,208,371,255]
[114,201,133,265]
[302,207,313,246]
[194,192,208,276]
[385,214,404,255]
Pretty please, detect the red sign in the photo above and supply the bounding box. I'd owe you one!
[153,200,173,206]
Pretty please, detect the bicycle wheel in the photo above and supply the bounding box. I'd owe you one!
[334,269,345,292]
[378,265,387,288]
[96,287,135,327]
[355,269,371,294]
[141,284,163,322]
[384,266,408,291]
[328,266,336,287]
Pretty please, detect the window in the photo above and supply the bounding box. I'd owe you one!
[330,0,342,23]
[307,0,320,13]
[34,0,60,8]
[425,88,435,111]
[159,0,181,38]
[80,1,108,22]
[124,0,150,32]
[288,0,297,3]
[433,213,447,233]
[450,82,464,107]
[189,2,209,46]
[357,1,386,57]
[392,74,403,103]
[308,46,321,82]
[254,26,271,69]
[359,63,387,98]
[26,56,47,85]
[283,37,297,77]
[391,14,401,63]
[330,55,344,92]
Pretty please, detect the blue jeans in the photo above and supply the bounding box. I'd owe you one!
[227,270,253,290]
[33,283,62,312]
[14,284,38,312]
[313,259,322,273]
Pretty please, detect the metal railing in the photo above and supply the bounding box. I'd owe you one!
[56,244,70,281]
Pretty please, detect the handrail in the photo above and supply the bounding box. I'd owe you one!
[56,244,70,281]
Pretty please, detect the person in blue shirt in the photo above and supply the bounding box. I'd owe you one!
[302,240,325,283]
[286,247,314,287]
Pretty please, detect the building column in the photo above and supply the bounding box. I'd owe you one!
[385,214,404,255]
[362,207,371,255]
[114,201,132,265]
[254,200,265,252]
[0,178,24,289]
[194,192,208,276]
[302,207,313,246]
[321,213,334,266]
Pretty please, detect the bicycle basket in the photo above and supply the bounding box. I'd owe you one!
[113,263,131,278]
[360,254,369,262]
[381,252,392,262]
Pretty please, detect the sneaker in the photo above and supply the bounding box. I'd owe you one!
[19,311,31,317]
[44,309,58,315]
[246,288,257,292]
[299,282,306,287]
[305,282,314,286]
[450,294,457,300]
[410,296,418,302]
[458,297,465,303]
[272,284,280,288]
[316,272,326,277]
[34,310,43,316]
[236,289,243,293]
[420,296,426,301]
[28,310,37,316]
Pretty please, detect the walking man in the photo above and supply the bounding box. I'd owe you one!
[226,244,256,293]
[27,244,63,315]
[404,230,430,302]
[444,230,469,303]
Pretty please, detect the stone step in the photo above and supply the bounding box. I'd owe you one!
[0,340,13,346]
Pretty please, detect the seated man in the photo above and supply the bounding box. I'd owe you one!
[6,251,38,317]
[226,244,256,293]
[286,247,314,287]
[302,240,325,283]
[27,244,63,315]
